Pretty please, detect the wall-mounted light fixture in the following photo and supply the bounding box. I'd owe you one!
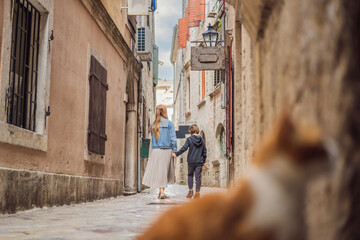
[202,24,219,47]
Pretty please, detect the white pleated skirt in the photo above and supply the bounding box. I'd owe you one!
[142,149,175,188]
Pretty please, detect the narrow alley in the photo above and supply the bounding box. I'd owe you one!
[0,185,222,239]
[0,0,359,239]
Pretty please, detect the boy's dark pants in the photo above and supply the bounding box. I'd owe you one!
[188,165,202,192]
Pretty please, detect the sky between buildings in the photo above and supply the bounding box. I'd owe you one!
[155,0,182,81]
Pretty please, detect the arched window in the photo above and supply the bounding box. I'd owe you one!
[219,127,225,157]
[216,124,225,158]
[200,130,206,144]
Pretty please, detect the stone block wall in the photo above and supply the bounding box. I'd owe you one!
[0,167,122,214]
[172,13,230,188]
[174,75,228,188]
[228,0,360,238]
[200,88,228,188]
[0,0,3,61]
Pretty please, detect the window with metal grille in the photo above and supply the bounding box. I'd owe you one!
[137,27,145,52]
[88,56,108,155]
[211,0,225,18]
[7,0,41,131]
[214,70,222,87]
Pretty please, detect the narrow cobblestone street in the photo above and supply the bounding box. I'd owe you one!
[0,185,222,240]
[0,0,359,238]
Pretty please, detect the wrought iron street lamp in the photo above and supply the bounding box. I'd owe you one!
[202,24,219,47]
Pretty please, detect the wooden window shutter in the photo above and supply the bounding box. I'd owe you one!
[88,56,108,155]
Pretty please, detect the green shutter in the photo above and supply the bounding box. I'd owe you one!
[141,138,150,158]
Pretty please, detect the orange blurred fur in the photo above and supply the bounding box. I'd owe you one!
[138,111,330,240]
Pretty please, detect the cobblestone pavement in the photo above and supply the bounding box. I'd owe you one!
[0,184,223,240]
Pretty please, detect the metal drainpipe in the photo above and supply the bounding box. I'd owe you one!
[179,2,185,124]
[137,65,143,193]
[152,11,157,108]
[137,129,141,192]
[180,49,184,123]
[172,63,176,122]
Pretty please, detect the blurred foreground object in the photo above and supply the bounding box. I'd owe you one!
[138,111,332,240]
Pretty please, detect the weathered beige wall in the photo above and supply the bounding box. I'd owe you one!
[227,7,242,183]
[101,0,132,46]
[227,5,257,183]
[230,0,360,238]
[0,0,4,67]
[0,0,128,179]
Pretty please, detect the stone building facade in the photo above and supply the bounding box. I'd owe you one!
[226,0,360,238]
[156,79,173,121]
[137,11,156,137]
[135,11,157,193]
[0,0,154,213]
[171,0,229,188]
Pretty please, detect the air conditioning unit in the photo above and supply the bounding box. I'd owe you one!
[137,27,153,62]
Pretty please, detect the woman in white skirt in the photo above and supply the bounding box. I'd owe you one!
[142,105,177,199]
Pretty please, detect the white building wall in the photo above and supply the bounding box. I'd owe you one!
[171,5,228,187]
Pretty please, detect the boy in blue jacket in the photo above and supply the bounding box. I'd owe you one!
[172,124,207,199]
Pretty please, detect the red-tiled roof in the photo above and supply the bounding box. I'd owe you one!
[178,17,187,49]
[178,1,205,49]
[189,0,205,28]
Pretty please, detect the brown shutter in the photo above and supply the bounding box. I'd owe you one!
[88,56,108,155]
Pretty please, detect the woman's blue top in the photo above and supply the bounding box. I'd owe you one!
[151,117,177,152]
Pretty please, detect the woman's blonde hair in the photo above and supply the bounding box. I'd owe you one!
[152,105,168,139]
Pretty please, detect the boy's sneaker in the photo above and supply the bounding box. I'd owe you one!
[194,192,200,199]
[186,190,194,198]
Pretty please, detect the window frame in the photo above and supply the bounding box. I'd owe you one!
[0,0,53,152]
[87,55,108,155]
[84,48,108,164]
[214,70,222,87]
[7,0,41,132]
[137,27,146,52]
